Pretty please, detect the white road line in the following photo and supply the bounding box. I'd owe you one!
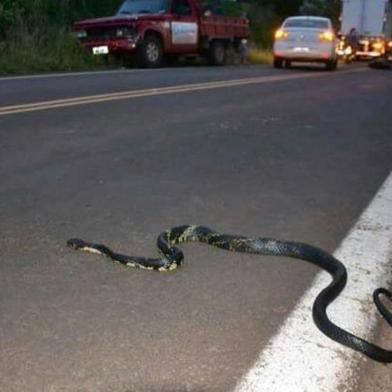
[234,172,392,392]
[0,64,360,82]
[0,67,168,81]
[0,65,263,82]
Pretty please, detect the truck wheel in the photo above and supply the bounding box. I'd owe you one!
[136,35,163,68]
[325,58,337,71]
[209,41,226,65]
[273,57,283,68]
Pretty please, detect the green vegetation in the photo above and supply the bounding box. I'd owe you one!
[0,0,121,75]
[0,0,340,75]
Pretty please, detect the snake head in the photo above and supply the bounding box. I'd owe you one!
[67,238,87,250]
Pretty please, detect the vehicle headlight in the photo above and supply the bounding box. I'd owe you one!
[76,30,87,39]
[344,46,352,55]
[372,42,384,50]
[116,27,130,37]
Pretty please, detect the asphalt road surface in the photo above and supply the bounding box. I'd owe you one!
[0,63,391,392]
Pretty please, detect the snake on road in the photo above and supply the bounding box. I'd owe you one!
[67,224,392,363]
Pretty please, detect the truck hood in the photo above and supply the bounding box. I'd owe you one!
[73,14,165,29]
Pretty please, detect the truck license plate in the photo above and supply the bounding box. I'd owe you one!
[92,46,109,55]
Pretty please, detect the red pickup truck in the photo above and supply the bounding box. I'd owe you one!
[73,0,249,67]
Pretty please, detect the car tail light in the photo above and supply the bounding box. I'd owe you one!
[319,31,334,41]
[275,29,288,40]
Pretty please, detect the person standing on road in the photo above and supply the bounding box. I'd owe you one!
[346,27,359,54]
[239,39,248,65]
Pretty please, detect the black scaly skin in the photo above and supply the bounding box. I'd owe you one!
[67,225,392,363]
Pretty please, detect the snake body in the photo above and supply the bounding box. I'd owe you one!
[67,224,392,363]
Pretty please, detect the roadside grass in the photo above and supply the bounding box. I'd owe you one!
[0,30,105,76]
[0,32,273,75]
[247,47,273,65]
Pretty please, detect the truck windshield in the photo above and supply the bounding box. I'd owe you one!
[117,0,168,15]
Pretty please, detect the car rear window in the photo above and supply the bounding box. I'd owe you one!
[284,19,329,29]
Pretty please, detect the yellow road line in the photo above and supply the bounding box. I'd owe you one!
[0,69,366,116]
